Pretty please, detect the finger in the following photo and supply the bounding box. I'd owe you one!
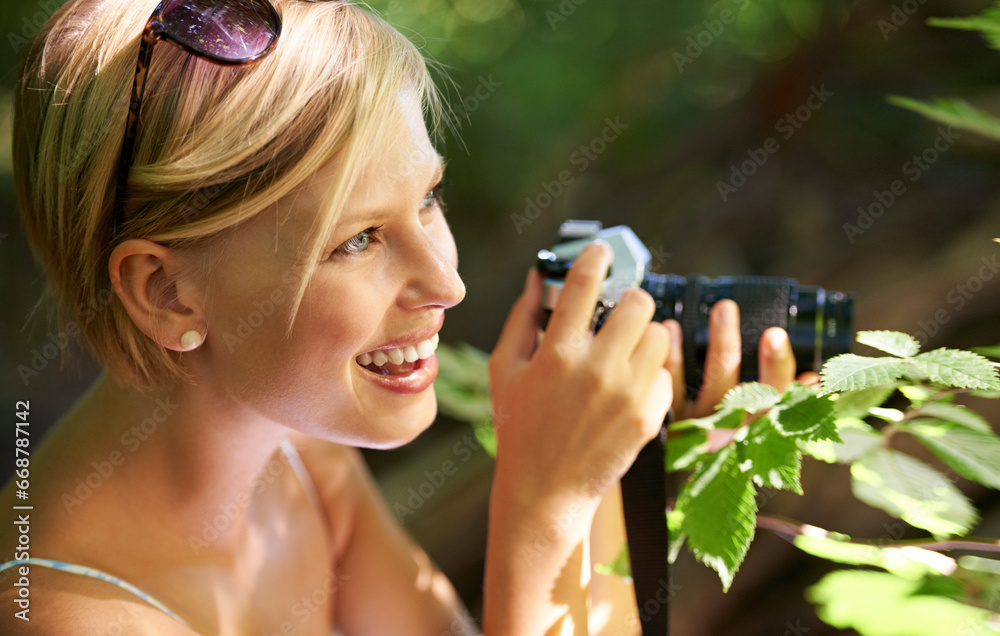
[691,299,741,417]
[758,327,796,391]
[592,288,657,360]
[637,367,673,442]
[663,320,686,418]
[797,371,822,390]
[489,268,543,382]
[541,241,613,349]
[627,320,671,395]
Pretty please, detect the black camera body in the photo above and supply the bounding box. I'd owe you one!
[537,220,855,396]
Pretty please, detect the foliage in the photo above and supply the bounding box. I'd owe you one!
[435,330,1000,632]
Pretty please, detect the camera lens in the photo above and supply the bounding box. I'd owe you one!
[641,274,855,398]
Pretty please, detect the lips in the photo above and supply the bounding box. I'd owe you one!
[357,333,440,376]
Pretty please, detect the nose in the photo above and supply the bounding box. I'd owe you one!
[397,220,466,310]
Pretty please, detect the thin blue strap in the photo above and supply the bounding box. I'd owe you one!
[0,558,191,628]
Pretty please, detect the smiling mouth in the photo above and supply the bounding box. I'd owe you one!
[356,333,440,376]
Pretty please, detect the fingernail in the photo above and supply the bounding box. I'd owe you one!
[713,300,736,326]
[767,329,788,357]
[587,239,613,262]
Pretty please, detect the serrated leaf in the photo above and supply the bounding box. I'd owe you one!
[918,402,993,433]
[771,391,840,443]
[800,417,882,464]
[972,344,1000,359]
[906,422,1000,490]
[667,509,685,564]
[670,408,745,432]
[832,384,897,418]
[928,10,1000,52]
[720,382,781,412]
[889,95,1000,143]
[737,418,802,493]
[808,570,996,636]
[912,348,1000,390]
[666,428,709,472]
[821,355,909,393]
[857,331,921,358]
[851,449,977,538]
[678,446,757,591]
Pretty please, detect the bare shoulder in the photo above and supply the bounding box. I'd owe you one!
[0,567,195,636]
[284,434,373,556]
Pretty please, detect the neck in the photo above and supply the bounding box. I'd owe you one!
[64,373,292,555]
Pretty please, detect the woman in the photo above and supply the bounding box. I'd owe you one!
[0,0,802,633]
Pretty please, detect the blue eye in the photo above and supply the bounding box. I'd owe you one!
[335,225,383,255]
[422,182,448,211]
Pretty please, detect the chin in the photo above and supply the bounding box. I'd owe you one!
[350,394,439,450]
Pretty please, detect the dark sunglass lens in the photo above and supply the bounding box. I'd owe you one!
[160,0,280,61]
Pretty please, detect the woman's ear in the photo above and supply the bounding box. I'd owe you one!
[109,239,206,352]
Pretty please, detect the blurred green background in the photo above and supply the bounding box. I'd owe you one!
[3,0,1000,634]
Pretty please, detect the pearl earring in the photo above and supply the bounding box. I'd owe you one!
[180,330,204,351]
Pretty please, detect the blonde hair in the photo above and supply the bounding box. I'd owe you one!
[14,0,445,392]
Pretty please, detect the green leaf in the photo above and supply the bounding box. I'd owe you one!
[808,570,996,636]
[795,533,955,579]
[900,385,938,406]
[666,428,709,472]
[972,344,1000,359]
[912,348,1000,390]
[851,449,977,538]
[670,408,745,432]
[678,446,757,591]
[737,418,802,493]
[857,330,921,358]
[889,95,1000,143]
[720,382,781,412]
[771,389,840,442]
[667,509,685,564]
[832,384,897,418]
[821,355,909,393]
[594,543,632,580]
[918,402,993,433]
[906,422,1000,490]
[929,9,1000,52]
[800,417,882,464]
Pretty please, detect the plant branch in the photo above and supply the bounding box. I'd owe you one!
[757,514,1000,553]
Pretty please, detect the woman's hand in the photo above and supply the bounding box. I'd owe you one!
[488,241,673,508]
[664,299,821,450]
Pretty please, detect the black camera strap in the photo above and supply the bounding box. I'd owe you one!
[620,425,669,635]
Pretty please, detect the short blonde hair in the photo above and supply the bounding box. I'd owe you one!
[14,0,444,392]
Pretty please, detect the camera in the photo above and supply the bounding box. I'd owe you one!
[537,220,855,396]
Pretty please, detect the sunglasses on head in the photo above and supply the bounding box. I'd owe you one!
[112,0,282,239]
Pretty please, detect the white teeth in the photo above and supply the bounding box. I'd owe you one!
[357,334,440,368]
[416,339,434,359]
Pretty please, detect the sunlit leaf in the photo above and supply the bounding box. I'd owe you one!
[856,330,921,358]
[917,402,993,433]
[737,417,802,493]
[832,384,897,418]
[821,355,909,393]
[808,570,996,635]
[906,422,1000,489]
[771,388,839,442]
[851,449,977,538]
[666,428,709,472]
[678,446,757,591]
[720,382,781,412]
[800,417,882,464]
[912,348,1000,390]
